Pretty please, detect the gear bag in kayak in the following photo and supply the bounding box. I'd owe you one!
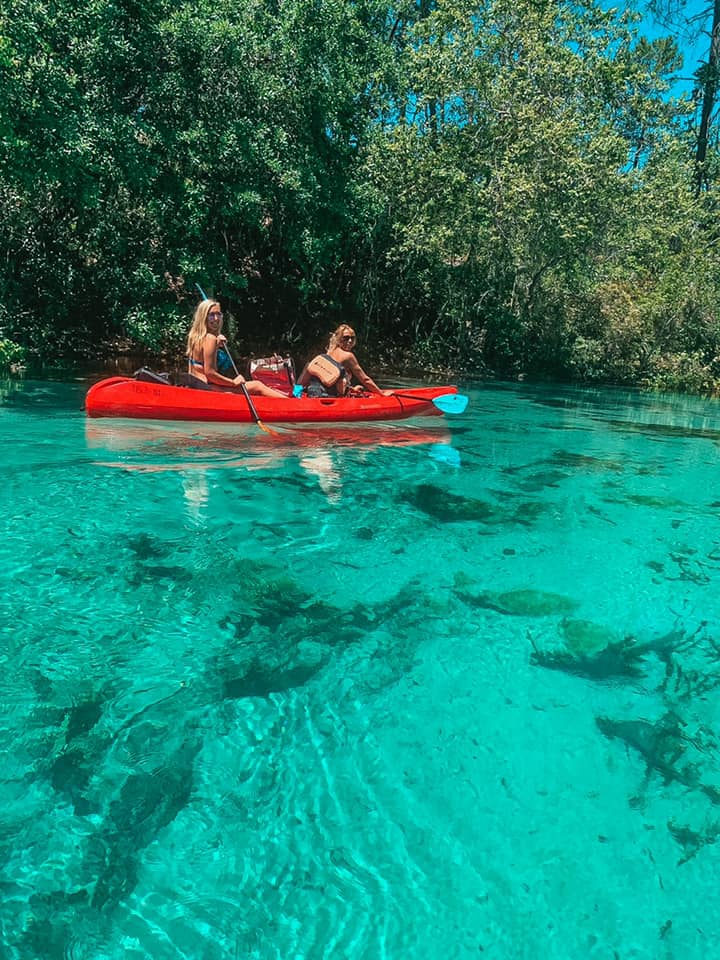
[249,356,295,395]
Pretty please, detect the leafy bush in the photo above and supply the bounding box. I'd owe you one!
[643,351,720,395]
[0,339,26,373]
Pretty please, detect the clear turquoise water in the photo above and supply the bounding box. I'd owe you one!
[1,377,719,959]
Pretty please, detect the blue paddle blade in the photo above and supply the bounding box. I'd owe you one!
[432,393,469,414]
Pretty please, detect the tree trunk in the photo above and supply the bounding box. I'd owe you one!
[696,0,720,192]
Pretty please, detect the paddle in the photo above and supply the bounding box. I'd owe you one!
[392,391,469,415]
[223,343,282,437]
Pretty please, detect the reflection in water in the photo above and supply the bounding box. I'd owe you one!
[299,451,343,503]
[181,470,210,522]
[84,419,458,511]
[429,443,462,468]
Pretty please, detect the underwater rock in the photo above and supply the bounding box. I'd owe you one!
[229,592,365,649]
[512,501,550,526]
[400,483,506,524]
[65,696,104,744]
[38,686,116,814]
[560,618,622,655]
[126,562,188,587]
[222,660,324,700]
[624,493,686,509]
[221,580,443,702]
[606,419,720,441]
[125,532,168,560]
[108,763,194,844]
[457,585,578,618]
[238,574,314,630]
[228,573,438,653]
[20,915,72,960]
[30,669,53,699]
[49,748,93,807]
[86,740,200,911]
[91,845,140,912]
[515,470,568,493]
[551,450,625,472]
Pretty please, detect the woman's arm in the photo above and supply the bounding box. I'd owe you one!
[341,352,389,395]
[203,335,245,387]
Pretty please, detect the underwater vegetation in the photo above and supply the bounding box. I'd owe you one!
[215,569,448,703]
[19,562,444,951]
[596,712,720,806]
[667,819,720,865]
[400,482,550,529]
[596,713,697,789]
[529,616,720,859]
[530,621,710,684]
[19,717,202,957]
[530,627,647,681]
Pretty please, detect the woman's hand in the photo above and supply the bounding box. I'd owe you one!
[233,374,246,386]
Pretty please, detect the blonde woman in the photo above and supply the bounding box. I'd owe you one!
[299,324,392,398]
[186,300,285,396]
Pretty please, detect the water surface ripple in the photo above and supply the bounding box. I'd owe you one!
[1,378,719,958]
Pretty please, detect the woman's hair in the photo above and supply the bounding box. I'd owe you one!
[186,300,221,357]
[328,324,356,351]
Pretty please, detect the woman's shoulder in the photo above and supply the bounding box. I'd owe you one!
[330,347,354,363]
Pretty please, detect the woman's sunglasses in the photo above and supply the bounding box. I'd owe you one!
[341,334,356,343]
[208,312,224,320]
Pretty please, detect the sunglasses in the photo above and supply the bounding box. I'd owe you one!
[341,334,356,342]
[208,312,223,320]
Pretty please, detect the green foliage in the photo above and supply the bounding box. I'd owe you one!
[0,0,384,354]
[359,0,711,381]
[0,339,25,372]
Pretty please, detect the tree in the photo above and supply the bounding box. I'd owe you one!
[361,0,691,374]
[647,0,720,191]
[0,0,394,356]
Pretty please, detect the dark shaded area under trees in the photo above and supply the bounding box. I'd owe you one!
[1,0,719,391]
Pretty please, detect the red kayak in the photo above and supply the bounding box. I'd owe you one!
[85,376,460,423]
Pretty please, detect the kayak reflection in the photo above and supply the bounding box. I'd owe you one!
[85,419,460,507]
